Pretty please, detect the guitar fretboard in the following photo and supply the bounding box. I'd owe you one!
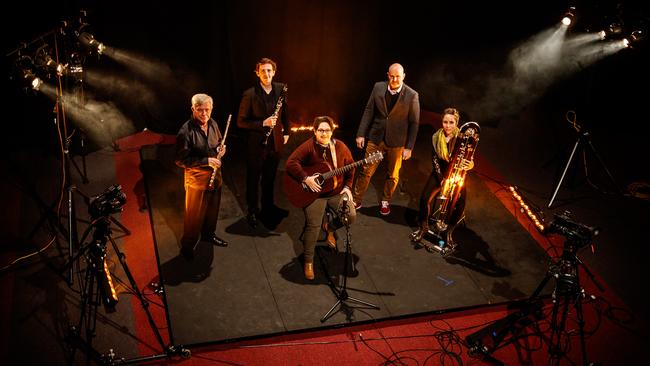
[321,155,378,180]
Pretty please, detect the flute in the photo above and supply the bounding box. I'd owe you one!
[208,114,231,190]
[261,84,288,147]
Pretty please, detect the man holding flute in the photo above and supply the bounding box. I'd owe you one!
[175,93,228,260]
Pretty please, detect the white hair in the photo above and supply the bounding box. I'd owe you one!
[191,93,213,106]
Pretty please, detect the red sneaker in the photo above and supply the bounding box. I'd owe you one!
[380,200,390,215]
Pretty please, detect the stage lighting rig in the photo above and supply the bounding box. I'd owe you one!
[562,6,576,27]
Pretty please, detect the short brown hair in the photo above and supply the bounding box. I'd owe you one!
[313,116,334,130]
[255,57,277,72]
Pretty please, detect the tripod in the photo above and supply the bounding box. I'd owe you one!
[320,200,379,323]
[64,214,188,365]
[527,237,602,365]
[548,130,620,208]
[466,235,602,365]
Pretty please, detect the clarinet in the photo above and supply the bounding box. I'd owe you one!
[261,84,288,147]
[208,114,231,190]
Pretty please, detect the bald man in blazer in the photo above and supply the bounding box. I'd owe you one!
[353,63,420,216]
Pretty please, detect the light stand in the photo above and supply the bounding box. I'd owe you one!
[52,71,83,286]
[53,36,129,284]
[9,27,101,278]
[548,130,620,208]
[320,198,379,323]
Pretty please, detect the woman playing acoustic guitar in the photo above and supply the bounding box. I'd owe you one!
[285,116,356,280]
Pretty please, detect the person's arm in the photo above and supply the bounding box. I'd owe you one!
[236,89,265,132]
[404,90,420,151]
[430,131,444,181]
[285,141,310,182]
[402,91,420,160]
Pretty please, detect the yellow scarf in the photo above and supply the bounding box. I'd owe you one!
[432,127,459,162]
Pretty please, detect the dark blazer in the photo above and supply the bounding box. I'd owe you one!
[237,81,289,153]
[356,81,420,149]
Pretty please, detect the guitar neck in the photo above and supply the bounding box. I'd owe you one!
[321,158,366,180]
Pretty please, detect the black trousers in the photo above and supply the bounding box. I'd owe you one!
[245,140,279,215]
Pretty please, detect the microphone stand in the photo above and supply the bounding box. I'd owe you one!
[548,129,620,208]
[320,197,379,323]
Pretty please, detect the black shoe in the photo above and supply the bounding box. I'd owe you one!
[180,247,194,260]
[204,235,228,247]
[247,213,258,228]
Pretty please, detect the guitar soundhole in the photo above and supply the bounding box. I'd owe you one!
[315,175,324,186]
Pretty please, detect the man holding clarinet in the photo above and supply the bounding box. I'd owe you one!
[175,93,229,261]
[237,57,290,229]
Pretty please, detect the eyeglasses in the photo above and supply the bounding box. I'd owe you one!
[316,129,332,134]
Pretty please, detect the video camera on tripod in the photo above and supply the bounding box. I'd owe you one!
[544,211,599,247]
[85,185,126,309]
[89,184,126,219]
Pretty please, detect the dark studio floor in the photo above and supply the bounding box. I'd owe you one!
[2,109,649,365]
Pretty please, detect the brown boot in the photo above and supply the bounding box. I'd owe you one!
[322,222,337,249]
[304,262,314,280]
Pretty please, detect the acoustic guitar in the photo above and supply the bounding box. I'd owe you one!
[283,152,383,208]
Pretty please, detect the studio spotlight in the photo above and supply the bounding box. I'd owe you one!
[562,6,576,26]
[607,22,623,36]
[623,30,645,48]
[34,44,67,77]
[23,69,43,91]
[599,22,624,40]
[78,31,105,55]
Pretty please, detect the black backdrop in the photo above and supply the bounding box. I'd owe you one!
[4,1,649,182]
